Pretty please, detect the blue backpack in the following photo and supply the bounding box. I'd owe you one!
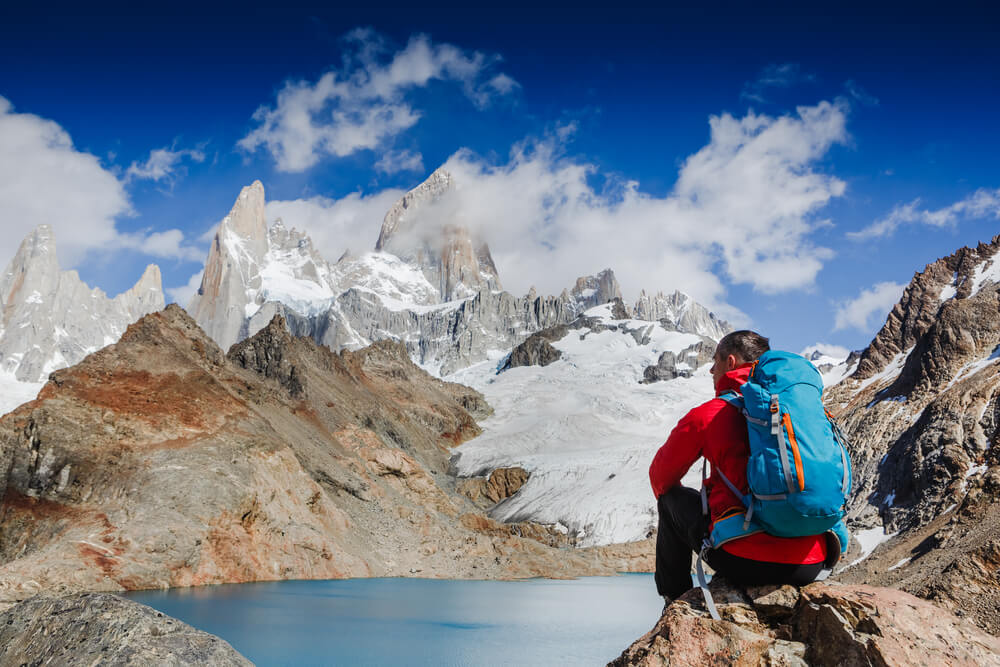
[695,350,852,619]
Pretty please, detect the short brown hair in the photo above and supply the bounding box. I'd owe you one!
[716,330,770,363]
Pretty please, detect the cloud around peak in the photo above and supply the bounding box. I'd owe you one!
[276,99,850,320]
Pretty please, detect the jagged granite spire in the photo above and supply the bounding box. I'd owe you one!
[187,181,270,350]
[632,289,731,340]
[376,168,502,301]
[0,225,164,381]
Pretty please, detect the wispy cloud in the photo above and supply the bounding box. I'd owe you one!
[375,148,424,175]
[849,188,1000,240]
[834,281,905,331]
[125,146,205,183]
[741,63,815,103]
[238,29,517,173]
[845,79,879,106]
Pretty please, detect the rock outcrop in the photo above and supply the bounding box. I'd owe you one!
[0,225,164,382]
[611,579,1000,667]
[0,593,251,666]
[500,326,568,370]
[0,306,630,610]
[641,340,716,384]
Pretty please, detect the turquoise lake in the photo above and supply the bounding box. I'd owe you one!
[124,574,662,666]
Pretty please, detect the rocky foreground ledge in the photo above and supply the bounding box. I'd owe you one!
[0,593,252,666]
[610,579,1000,666]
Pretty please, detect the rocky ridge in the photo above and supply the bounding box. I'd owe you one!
[0,225,164,382]
[0,305,635,611]
[187,178,731,376]
[822,232,1000,633]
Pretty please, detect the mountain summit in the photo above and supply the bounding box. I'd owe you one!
[0,225,164,382]
[375,168,501,301]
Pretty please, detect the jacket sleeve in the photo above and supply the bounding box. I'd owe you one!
[649,407,705,498]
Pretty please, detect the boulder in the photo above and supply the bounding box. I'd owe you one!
[0,593,251,666]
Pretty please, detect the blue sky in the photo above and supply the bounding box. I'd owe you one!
[2,2,999,356]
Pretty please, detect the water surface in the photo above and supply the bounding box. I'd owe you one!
[125,575,661,666]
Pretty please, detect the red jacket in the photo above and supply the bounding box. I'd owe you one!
[649,364,825,564]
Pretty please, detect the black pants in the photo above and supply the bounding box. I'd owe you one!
[654,486,825,599]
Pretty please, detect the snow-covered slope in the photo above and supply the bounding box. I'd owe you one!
[450,303,715,546]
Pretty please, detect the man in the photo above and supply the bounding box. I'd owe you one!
[649,330,828,602]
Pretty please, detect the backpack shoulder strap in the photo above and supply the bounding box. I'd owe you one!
[718,390,743,409]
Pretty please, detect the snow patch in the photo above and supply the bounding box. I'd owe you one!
[848,526,898,567]
[971,257,1000,296]
[888,556,912,571]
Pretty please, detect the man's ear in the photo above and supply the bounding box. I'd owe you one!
[726,354,740,371]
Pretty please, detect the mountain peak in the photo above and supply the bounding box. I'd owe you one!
[373,168,501,301]
[0,226,164,381]
[221,180,268,255]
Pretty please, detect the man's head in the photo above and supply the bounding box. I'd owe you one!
[710,330,770,386]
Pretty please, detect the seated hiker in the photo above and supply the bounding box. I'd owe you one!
[648,330,848,605]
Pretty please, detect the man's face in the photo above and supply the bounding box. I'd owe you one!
[710,349,742,387]
[710,351,725,387]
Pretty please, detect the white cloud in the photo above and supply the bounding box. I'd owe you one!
[362,100,849,312]
[266,188,406,259]
[374,149,424,175]
[849,188,1000,240]
[0,97,204,268]
[741,63,815,103]
[238,30,517,173]
[166,270,203,305]
[833,282,905,332]
[0,96,131,267]
[119,228,205,262]
[126,146,205,182]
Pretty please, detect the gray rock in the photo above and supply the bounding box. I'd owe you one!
[641,340,716,384]
[500,326,568,371]
[0,593,252,666]
[0,225,164,382]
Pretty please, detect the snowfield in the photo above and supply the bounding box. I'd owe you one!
[450,304,714,547]
[0,372,43,417]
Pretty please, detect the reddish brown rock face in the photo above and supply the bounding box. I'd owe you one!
[611,579,1000,667]
[0,305,632,610]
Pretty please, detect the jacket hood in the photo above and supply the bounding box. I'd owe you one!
[715,363,753,395]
